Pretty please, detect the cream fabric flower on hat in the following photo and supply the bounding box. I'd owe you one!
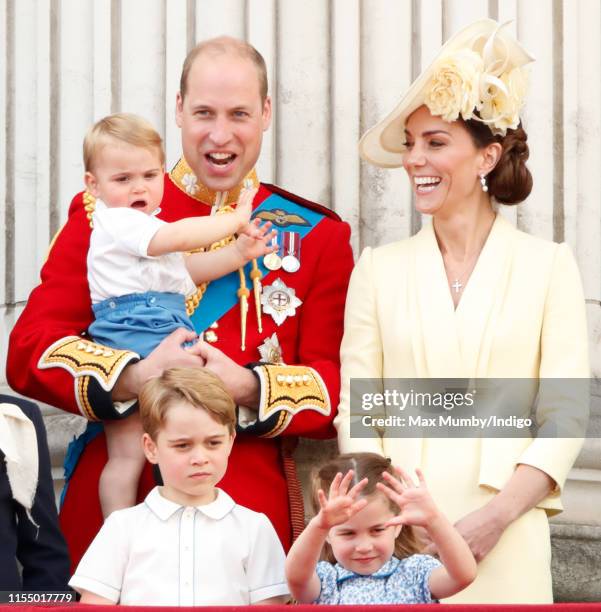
[424,25,530,135]
[479,66,528,134]
[425,49,484,123]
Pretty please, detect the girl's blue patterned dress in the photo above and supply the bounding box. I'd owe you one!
[314,555,442,604]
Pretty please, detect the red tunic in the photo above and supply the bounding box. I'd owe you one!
[7,160,354,570]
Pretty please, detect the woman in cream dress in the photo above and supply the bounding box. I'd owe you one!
[335,20,589,603]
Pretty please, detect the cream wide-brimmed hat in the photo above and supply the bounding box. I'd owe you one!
[359,19,534,168]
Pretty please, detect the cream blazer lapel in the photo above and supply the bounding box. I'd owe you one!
[455,214,516,377]
[411,223,463,378]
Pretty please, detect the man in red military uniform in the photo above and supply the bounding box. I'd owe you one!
[7,37,353,570]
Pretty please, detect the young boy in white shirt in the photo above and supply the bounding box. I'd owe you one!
[80,113,274,519]
[69,367,290,606]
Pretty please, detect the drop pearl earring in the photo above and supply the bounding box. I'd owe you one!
[480,174,488,193]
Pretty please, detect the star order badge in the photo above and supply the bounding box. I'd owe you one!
[261,279,302,326]
[258,333,284,364]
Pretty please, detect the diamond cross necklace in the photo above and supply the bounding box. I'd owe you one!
[451,279,463,293]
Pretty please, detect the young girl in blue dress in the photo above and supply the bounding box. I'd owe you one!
[285,453,476,604]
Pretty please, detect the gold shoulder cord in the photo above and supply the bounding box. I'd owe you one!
[237,268,250,350]
[83,191,96,227]
[250,260,263,333]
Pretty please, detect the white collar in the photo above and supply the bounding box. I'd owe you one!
[144,486,236,521]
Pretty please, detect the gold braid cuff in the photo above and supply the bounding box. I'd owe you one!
[76,376,99,422]
[38,336,139,418]
[252,364,331,437]
[38,336,139,391]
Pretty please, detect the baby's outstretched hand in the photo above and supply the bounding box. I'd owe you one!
[235,219,277,261]
[234,187,258,227]
[377,467,441,528]
[314,470,368,531]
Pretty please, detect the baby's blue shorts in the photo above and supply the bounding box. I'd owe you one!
[88,291,196,358]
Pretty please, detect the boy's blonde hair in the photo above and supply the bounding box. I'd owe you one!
[139,368,236,440]
[312,453,422,563]
[83,112,165,172]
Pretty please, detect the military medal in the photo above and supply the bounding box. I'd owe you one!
[281,231,301,273]
[263,251,282,271]
[261,279,302,326]
[263,235,282,271]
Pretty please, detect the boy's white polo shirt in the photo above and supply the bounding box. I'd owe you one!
[69,487,289,606]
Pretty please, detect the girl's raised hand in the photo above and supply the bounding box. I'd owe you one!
[377,467,441,528]
[314,470,368,531]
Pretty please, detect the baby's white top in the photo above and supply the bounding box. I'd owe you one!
[87,199,196,303]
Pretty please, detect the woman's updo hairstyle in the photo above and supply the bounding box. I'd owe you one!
[462,117,533,205]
